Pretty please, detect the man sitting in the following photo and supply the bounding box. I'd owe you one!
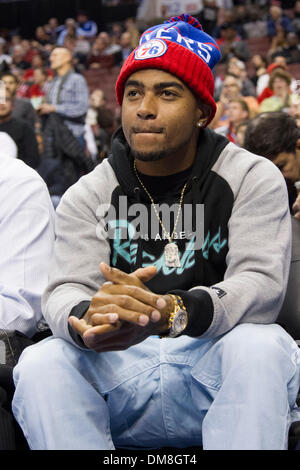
[12,14,300,451]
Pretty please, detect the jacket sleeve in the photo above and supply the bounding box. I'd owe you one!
[42,168,112,347]
[0,170,55,338]
[172,154,292,339]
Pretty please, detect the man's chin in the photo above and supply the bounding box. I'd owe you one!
[131,148,170,162]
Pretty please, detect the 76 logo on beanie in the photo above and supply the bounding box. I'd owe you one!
[135,39,168,60]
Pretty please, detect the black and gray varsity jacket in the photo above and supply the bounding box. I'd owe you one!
[42,127,291,347]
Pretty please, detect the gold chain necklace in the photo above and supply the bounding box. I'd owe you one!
[133,160,187,268]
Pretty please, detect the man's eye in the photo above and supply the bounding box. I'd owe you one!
[126,90,139,97]
[162,90,176,97]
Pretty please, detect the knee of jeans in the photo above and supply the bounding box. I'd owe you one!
[14,337,74,384]
[220,323,295,366]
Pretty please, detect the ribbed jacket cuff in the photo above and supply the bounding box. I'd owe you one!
[169,288,214,337]
[68,301,90,348]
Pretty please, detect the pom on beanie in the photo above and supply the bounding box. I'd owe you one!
[115,14,221,125]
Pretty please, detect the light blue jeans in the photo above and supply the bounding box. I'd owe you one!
[12,324,300,450]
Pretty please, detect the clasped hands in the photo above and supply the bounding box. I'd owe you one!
[69,263,173,352]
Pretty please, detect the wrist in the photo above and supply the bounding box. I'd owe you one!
[156,294,173,334]
[168,294,188,338]
[158,294,188,338]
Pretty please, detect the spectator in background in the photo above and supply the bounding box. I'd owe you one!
[226,56,256,96]
[124,17,140,49]
[281,32,300,63]
[292,0,300,37]
[0,43,12,70]
[214,98,250,143]
[260,68,296,113]
[235,119,250,148]
[8,35,21,55]
[57,19,78,47]
[38,47,89,148]
[267,4,294,37]
[242,5,267,39]
[87,37,116,69]
[22,53,53,84]
[74,36,91,70]
[243,111,300,389]
[111,22,124,45]
[87,34,122,69]
[98,31,122,56]
[86,88,115,156]
[1,72,37,130]
[267,24,289,62]
[44,17,60,44]
[0,89,40,169]
[25,68,51,110]
[35,26,50,47]
[11,45,31,72]
[256,60,288,100]
[289,94,300,126]
[211,74,258,129]
[293,195,300,220]
[76,11,98,40]
[200,0,222,36]
[120,31,133,63]
[293,131,300,221]
[21,39,39,65]
[234,4,252,31]
[217,23,249,63]
[63,35,77,58]
[244,112,300,212]
[86,89,113,127]
[250,54,268,88]
[213,8,245,40]
[259,54,299,98]
[62,24,78,49]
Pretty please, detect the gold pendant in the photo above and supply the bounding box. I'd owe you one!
[164,242,181,268]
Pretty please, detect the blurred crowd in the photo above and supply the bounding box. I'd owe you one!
[0,0,299,207]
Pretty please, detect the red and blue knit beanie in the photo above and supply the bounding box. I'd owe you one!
[115,14,222,125]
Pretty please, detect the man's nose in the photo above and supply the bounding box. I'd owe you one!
[137,94,157,120]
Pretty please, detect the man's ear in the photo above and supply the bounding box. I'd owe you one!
[196,106,203,123]
[197,100,211,125]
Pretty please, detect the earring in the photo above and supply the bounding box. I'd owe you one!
[197,121,203,128]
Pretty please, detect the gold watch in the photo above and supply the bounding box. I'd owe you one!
[167,294,188,338]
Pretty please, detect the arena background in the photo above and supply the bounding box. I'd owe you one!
[0,0,138,37]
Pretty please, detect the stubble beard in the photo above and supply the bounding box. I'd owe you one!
[131,147,170,162]
[131,135,194,163]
